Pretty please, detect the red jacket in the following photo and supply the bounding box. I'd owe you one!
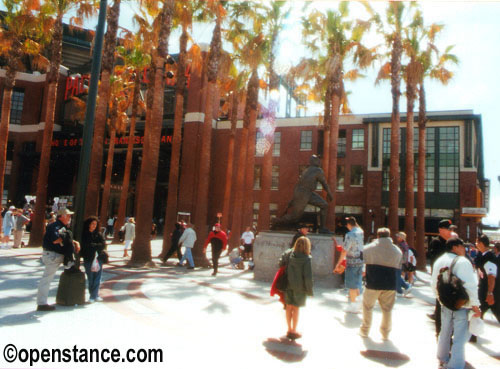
[203,230,228,251]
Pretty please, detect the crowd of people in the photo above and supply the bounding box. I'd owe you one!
[273,217,499,369]
[2,202,498,368]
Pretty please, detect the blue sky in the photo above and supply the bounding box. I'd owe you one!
[103,1,500,226]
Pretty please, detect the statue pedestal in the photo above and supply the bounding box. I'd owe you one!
[253,231,343,288]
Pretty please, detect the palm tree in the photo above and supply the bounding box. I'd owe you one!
[99,69,131,226]
[258,0,291,231]
[161,1,197,257]
[192,0,225,264]
[0,0,48,208]
[113,45,149,242]
[85,0,122,219]
[131,0,175,265]
[402,8,425,249]
[29,0,95,246]
[302,2,374,230]
[415,26,457,268]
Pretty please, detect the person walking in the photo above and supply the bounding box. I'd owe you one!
[334,216,364,313]
[1,205,16,249]
[431,238,480,369]
[36,209,80,311]
[427,219,454,335]
[359,228,402,341]
[177,223,196,269]
[80,216,106,303]
[203,223,228,276]
[162,222,184,265]
[122,218,135,257]
[395,232,412,296]
[282,236,313,339]
[106,216,114,238]
[13,209,29,248]
[474,234,499,322]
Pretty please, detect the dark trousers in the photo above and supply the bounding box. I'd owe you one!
[212,244,223,274]
[163,244,182,262]
[434,299,441,336]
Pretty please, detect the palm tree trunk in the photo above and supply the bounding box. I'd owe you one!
[258,129,273,232]
[161,25,188,257]
[29,14,63,246]
[99,127,116,226]
[242,70,259,229]
[388,29,402,236]
[416,83,427,269]
[0,80,14,207]
[327,92,340,230]
[322,87,332,180]
[221,92,239,232]
[230,98,249,248]
[85,0,121,218]
[131,0,174,265]
[405,77,416,248]
[193,19,221,264]
[114,73,140,242]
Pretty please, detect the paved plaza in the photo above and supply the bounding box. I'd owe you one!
[0,238,499,369]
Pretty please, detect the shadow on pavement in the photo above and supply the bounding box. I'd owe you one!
[360,337,410,368]
[262,337,307,362]
[334,312,362,328]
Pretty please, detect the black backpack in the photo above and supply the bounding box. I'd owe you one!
[437,256,469,311]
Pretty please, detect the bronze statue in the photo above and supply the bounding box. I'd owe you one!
[272,155,333,233]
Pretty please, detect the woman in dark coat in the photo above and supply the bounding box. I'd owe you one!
[80,216,106,303]
[281,236,313,339]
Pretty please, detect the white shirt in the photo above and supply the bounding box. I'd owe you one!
[431,252,479,308]
[178,227,197,248]
[241,231,255,244]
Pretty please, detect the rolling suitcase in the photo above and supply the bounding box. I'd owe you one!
[56,268,86,306]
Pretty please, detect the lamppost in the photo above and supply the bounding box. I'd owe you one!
[73,0,108,240]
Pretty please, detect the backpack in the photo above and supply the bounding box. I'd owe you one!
[437,256,469,311]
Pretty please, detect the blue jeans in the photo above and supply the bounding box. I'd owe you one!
[395,269,409,294]
[179,247,194,267]
[437,306,470,369]
[345,265,363,293]
[84,259,103,300]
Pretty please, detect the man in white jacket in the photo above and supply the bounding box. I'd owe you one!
[177,223,197,269]
[431,238,480,369]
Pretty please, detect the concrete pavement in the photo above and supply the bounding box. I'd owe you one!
[0,238,498,369]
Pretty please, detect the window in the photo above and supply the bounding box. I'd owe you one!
[438,127,459,193]
[253,202,259,226]
[270,203,278,222]
[352,129,364,149]
[337,165,345,190]
[271,166,279,189]
[350,165,364,186]
[255,131,265,157]
[300,130,312,150]
[253,165,261,189]
[10,88,25,124]
[425,128,436,192]
[338,129,346,157]
[273,132,281,156]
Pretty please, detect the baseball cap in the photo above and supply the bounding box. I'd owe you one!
[57,208,74,216]
[8,205,15,210]
[214,223,221,227]
[438,219,454,229]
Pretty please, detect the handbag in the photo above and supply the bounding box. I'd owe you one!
[90,252,101,272]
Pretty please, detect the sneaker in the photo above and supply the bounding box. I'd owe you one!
[176,263,183,267]
[64,261,75,270]
[37,304,55,311]
[95,297,103,302]
[187,266,195,270]
[403,285,412,297]
[89,298,95,303]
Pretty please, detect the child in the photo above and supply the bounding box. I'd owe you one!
[229,246,245,269]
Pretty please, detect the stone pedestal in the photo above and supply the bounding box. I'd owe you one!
[253,231,342,288]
